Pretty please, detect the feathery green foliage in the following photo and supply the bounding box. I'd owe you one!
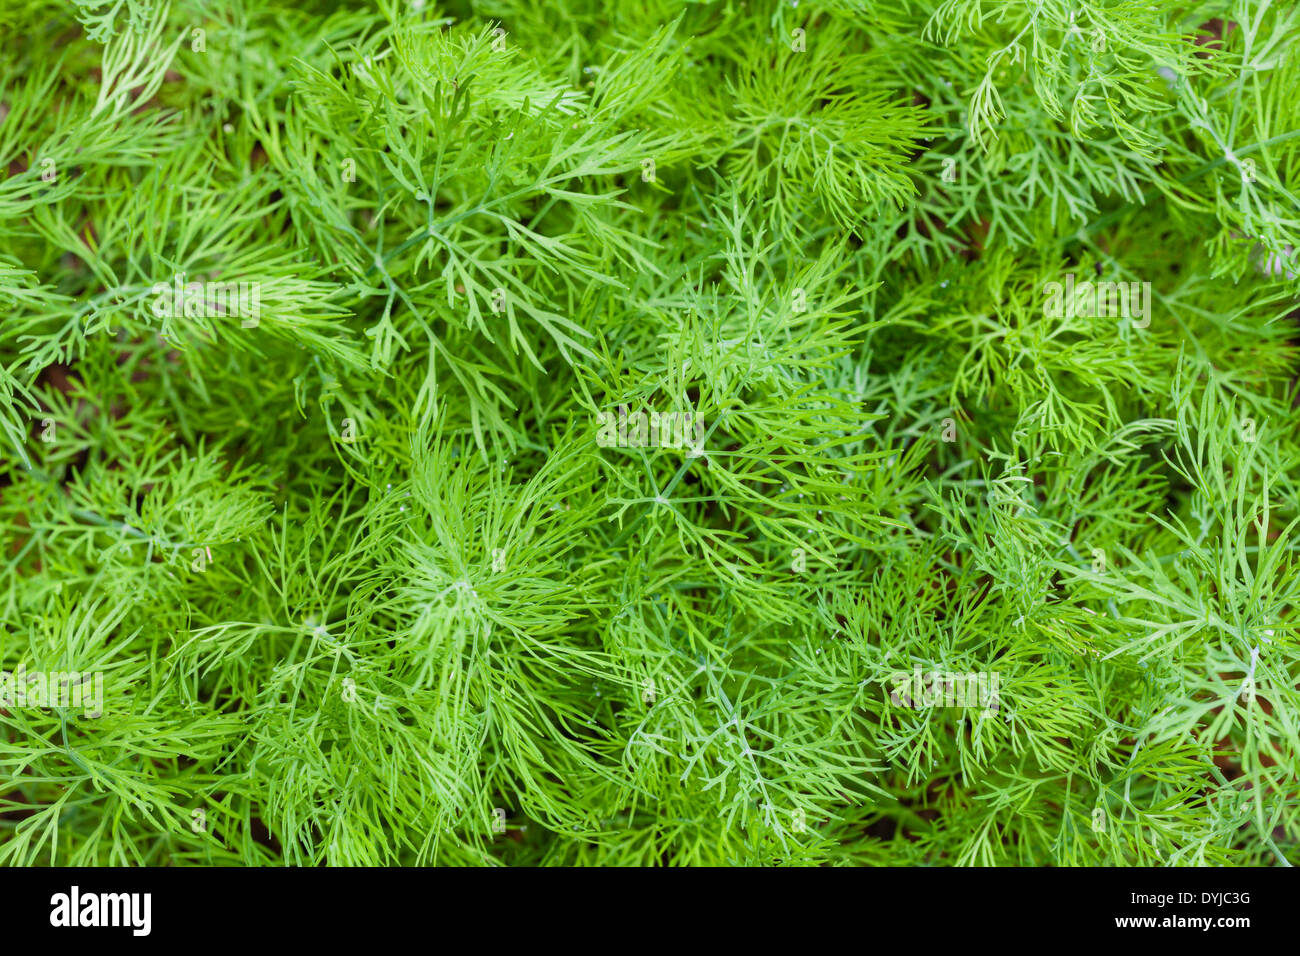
[1,0,1298,866]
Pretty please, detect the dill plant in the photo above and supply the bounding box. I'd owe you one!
[0,0,1297,867]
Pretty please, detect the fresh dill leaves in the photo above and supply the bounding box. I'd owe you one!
[0,0,1297,867]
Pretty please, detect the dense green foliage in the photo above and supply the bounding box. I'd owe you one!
[1,0,1298,866]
